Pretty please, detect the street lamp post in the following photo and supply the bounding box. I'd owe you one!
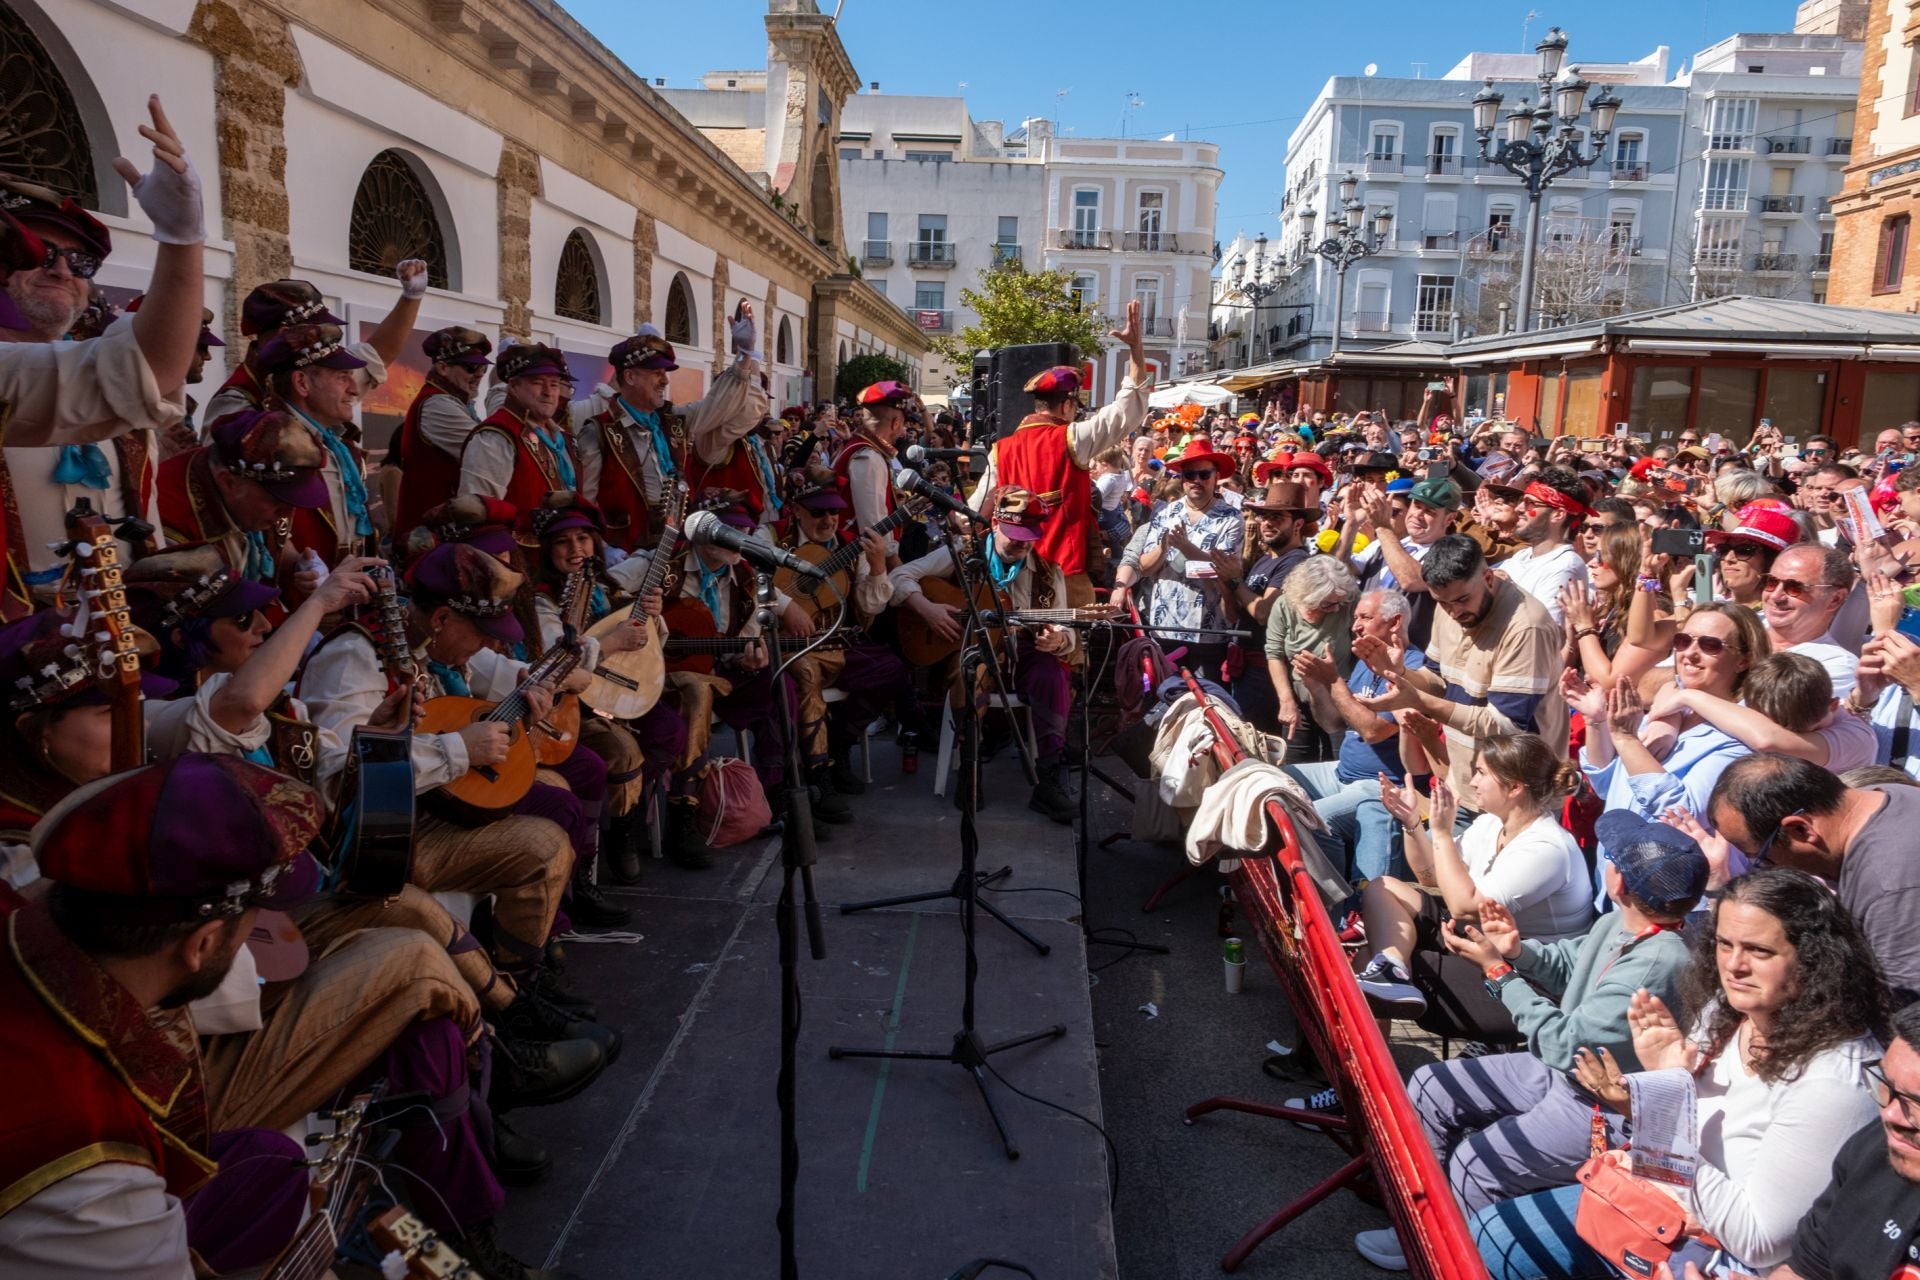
[1470,26,1621,332]
[1230,232,1284,362]
[1299,172,1394,357]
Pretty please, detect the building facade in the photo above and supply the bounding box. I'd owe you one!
[1827,0,1920,311]
[2,0,925,445]
[833,97,1221,399]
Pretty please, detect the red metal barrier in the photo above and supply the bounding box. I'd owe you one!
[1177,670,1487,1279]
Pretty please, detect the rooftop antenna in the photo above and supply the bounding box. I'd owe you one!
[1523,8,1540,51]
[1411,61,1427,78]
[1123,90,1144,137]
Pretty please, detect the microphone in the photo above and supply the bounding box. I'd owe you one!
[905,444,986,466]
[684,510,822,583]
[896,468,988,525]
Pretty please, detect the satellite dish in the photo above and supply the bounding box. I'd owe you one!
[1364,63,1378,77]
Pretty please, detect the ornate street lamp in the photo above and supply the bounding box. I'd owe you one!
[1470,25,1621,331]
[1230,232,1286,361]
[1300,173,1394,356]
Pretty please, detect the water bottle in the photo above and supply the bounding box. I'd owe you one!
[899,729,919,774]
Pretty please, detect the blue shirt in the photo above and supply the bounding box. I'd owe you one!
[1583,721,1745,909]
[1336,648,1427,785]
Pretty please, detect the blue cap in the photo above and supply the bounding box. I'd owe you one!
[1595,812,1710,912]
[1385,477,1416,495]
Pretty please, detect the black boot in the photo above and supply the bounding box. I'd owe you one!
[490,1115,553,1187]
[664,795,715,869]
[828,746,867,795]
[568,860,632,929]
[458,1222,584,1280]
[604,809,644,885]
[544,937,567,974]
[490,1033,606,1112]
[495,988,621,1064]
[529,967,598,1020]
[1028,758,1074,824]
[809,765,854,824]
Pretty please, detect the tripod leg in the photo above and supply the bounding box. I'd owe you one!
[974,894,1052,956]
[839,887,959,914]
[983,1024,1068,1056]
[967,1064,1020,1161]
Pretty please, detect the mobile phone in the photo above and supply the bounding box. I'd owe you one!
[1579,438,1609,454]
[1615,422,1629,437]
[1651,528,1707,556]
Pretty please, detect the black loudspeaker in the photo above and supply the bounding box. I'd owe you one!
[982,342,1078,442]
[969,352,993,443]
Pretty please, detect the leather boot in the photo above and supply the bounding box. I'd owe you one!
[568,860,632,929]
[1028,758,1074,824]
[603,809,644,885]
[809,765,854,824]
[495,988,621,1064]
[490,1033,605,1112]
[828,746,867,795]
[459,1222,583,1280]
[665,795,715,869]
[490,1115,553,1187]
[529,967,597,1020]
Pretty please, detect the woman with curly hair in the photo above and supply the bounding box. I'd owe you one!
[1471,866,1890,1279]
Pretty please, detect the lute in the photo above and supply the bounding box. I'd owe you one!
[61,499,144,771]
[418,636,583,824]
[533,559,591,766]
[580,481,688,720]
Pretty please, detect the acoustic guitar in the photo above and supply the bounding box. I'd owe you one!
[259,1088,381,1280]
[581,481,688,720]
[772,495,927,623]
[655,597,866,676]
[327,564,417,898]
[62,500,144,771]
[532,561,591,766]
[897,574,1120,667]
[418,637,582,825]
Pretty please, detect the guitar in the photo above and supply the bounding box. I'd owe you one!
[773,496,928,623]
[327,564,418,898]
[367,1205,472,1278]
[418,636,583,825]
[259,1088,381,1280]
[896,578,1119,667]
[581,482,688,720]
[62,500,143,771]
[532,560,591,766]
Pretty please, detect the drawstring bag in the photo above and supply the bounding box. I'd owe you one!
[695,758,771,848]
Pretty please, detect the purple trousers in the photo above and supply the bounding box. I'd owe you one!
[716,666,799,795]
[632,702,689,783]
[1013,636,1071,761]
[182,1128,311,1273]
[361,1017,505,1236]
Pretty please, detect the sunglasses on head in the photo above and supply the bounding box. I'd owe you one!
[1671,632,1730,656]
[36,244,100,279]
[1761,574,1819,599]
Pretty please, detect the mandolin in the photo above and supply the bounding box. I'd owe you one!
[62,500,144,772]
[580,482,688,720]
[418,637,582,825]
[368,1205,472,1278]
[326,563,418,899]
[259,1088,381,1280]
[773,495,927,623]
[532,560,591,766]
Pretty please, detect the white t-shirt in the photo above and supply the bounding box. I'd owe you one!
[1459,811,1593,942]
[1497,542,1590,625]
[1782,632,1859,701]
[1094,470,1129,511]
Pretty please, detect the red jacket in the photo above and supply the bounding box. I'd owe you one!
[993,415,1091,575]
[391,380,471,545]
[464,407,581,518]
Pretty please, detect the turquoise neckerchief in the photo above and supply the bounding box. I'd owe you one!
[590,585,609,618]
[53,444,111,490]
[744,434,783,514]
[695,561,728,623]
[289,404,373,538]
[242,530,277,582]
[530,422,577,490]
[985,539,1022,592]
[618,397,677,481]
[242,744,274,767]
[427,659,471,698]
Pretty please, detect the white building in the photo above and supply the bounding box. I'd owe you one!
[835,95,1221,399]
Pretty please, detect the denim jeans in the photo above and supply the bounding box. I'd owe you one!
[1471,1185,1608,1280]
[1282,760,1404,882]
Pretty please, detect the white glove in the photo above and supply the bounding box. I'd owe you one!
[729,306,756,361]
[119,149,204,246]
[397,258,430,299]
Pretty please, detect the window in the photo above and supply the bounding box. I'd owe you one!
[838,147,861,160]
[1486,204,1515,249]
[776,317,793,364]
[1137,191,1165,250]
[869,279,887,298]
[1133,276,1161,325]
[1069,272,1097,309]
[1613,132,1645,178]
[0,3,98,206]
[1877,215,1911,294]
[1608,213,1637,254]
[867,212,887,239]
[1707,98,1757,151]
[916,214,947,243]
[1702,159,1750,211]
[1697,217,1745,271]
[1428,127,1460,175]
[997,215,1019,244]
[664,272,696,345]
[913,280,945,310]
[1369,126,1400,161]
[903,150,951,163]
[1421,193,1457,248]
[348,150,452,289]
[553,230,604,324]
[1072,189,1101,248]
[1414,274,1455,334]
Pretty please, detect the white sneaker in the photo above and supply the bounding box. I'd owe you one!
[1355,1226,1408,1272]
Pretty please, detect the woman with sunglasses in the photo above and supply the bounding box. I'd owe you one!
[1470,866,1889,1279]
[1561,524,1675,690]
[1568,602,1769,901]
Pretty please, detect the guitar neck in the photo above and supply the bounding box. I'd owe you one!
[628,522,683,620]
[806,502,921,583]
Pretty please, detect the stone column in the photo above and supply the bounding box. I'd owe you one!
[632,213,656,329]
[711,257,730,377]
[187,1,302,348]
[496,141,541,339]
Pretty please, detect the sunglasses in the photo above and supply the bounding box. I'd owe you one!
[36,244,100,279]
[1748,807,1808,865]
[1760,574,1819,599]
[1181,469,1215,481]
[1671,632,1730,656]
[1867,1061,1920,1125]
[1721,541,1769,559]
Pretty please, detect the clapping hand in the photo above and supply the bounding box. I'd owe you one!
[1398,707,1449,768]
[1571,1045,1631,1116]
[1662,805,1735,889]
[1439,916,1505,969]
[1560,668,1608,721]
[1626,989,1699,1073]
[1559,582,1596,633]
[1378,771,1423,826]
[1427,774,1460,833]
[1352,630,1404,679]
[1607,679,1647,736]
[1292,646,1339,688]
[1868,570,1908,635]
[1475,899,1523,959]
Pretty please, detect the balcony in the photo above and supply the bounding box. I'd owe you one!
[911,308,953,333]
[1055,229,1114,250]
[1760,194,1805,215]
[1345,310,1394,335]
[1828,137,1853,158]
[1767,135,1813,158]
[1696,248,1742,270]
[1813,253,1833,272]
[1421,231,1459,250]
[1122,230,1176,252]
[861,239,892,265]
[1707,133,1753,153]
[1612,162,1649,182]
[1141,317,1175,338]
[1426,153,1462,177]
[1753,252,1800,273]
[1702,189,1751,212]
[906,240,956,267]
[991,242,1022,265]
[1607,235,1645,257]
[1363,152,1403,174]
[1817,196,1836,218]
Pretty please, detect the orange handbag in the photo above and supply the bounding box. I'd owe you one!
[1572,1107,1696,1279]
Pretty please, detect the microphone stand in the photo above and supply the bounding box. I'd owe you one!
[757,567,832,1280]
[828,530,1066,1159]
[837,524,1048,955]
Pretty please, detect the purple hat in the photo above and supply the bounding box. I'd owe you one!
[254,323,367,376]
[128,295,225,348]
[240,279,342,336]
[991,486,1047,541]
[519,491,604,544]
[1022,366,1082,397]
[789,466,847,513]
[0,174,112,260]
[857,380,914,408]
[423,326,492,369]
[495,342,573,383]
[33,753,324,919]
[415,495,520,559]
[124,543,282,636]
[694,488,756,531]
[0,609,177,714]
[610,333,678,372]
[208,409,330,508]
[405,542,525,644]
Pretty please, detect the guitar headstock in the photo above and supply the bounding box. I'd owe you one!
[663,479,689,531]
[368,1206,471,1278]
[60,500,140,696]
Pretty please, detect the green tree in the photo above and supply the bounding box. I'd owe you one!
[928,260,1110,372]
[833,351,912,403]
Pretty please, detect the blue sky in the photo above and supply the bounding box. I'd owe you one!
[560,0,1796,244]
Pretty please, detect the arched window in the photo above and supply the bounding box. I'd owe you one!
[348,150,451,289]
[554,230,604,324]
[837,339,848,368]
[664,272,696,345]
[776,316,793,364]
[0,4,98,206]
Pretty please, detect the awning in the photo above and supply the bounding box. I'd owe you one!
[1149,382,1235,408]
[1216,360,1299,392]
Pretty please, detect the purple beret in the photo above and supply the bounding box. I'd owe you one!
[208,410,330,509]
[424,326,492,368]
[610,333,678,372]
[495,342,573,383]
[0,175,111,260]
[405,543,525,644]
[255,323,367,376]
[241,279,342,336]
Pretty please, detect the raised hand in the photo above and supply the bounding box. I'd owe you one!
[1356,665,1420,714]
[396,258,430,299]
[1661,805,1733,887]
[730,299,757,359]
[1867,570,1907,635]
[1378,771,1422,826]
[1626,989,1697,1073]
[1292,647,1339,688]
[1559,581,1596,633]
[1476,899,1523,959]
[1108,299,1146,362]
[1399,707,1450,768]
[1607,678,1647,736]
[1560,667,1608,721]
[1428,774,1460,833]
[111,95,203,245]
